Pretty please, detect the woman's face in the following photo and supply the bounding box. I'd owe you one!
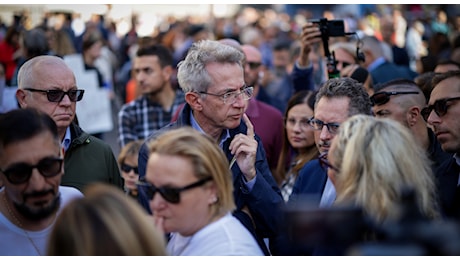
[120,154,138,192]
[147,153,215,236]
[286,103,315,151]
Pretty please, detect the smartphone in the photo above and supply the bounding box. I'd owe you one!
[311,18,345,37]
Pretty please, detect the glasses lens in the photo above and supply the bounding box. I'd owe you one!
[434,100,448,117]
[37,158,63,177]
[243,87,253,99]
[121,164,138,174]
[47,90,65,102]
[370,92,389,106]
[4,164,32,184]
[309,119,323,130]
[421,107,432,121]
[159,188,181,204]
[76,90,84,101]
[67,90,78,101]
[248,62,261,70]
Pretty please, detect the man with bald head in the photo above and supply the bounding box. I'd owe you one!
[15,55,123,192]
[242,44,284,171]
[371,79,451,172]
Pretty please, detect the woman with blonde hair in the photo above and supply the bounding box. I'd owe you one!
[327,114,439,224]
[140,127,263,255]
[47,183,167,255]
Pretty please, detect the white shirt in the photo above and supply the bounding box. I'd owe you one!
[319,177,336,208]
[167,213,264,256]
[0,186,83,256]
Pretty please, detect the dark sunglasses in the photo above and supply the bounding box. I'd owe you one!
[247,62,261,70]
[121,163,138,174]
[137,176,212,204]
[0,157,63,184]
[24,88,85,102]
[421,96,460,122]
[318,153,339,172]
[370,91,420,106]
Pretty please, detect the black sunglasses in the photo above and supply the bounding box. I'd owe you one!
[0,157,63,184]
[24,88,85,102]
[121,163,138,174]
[137,176,212,204]
[421,96,460,122]
[370,91,420,106]
[246,62,261,70]
[318,153,339,172]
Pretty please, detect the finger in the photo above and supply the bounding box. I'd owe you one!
[242,113,255,138]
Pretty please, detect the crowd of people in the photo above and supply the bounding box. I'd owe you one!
[1,4,460,256]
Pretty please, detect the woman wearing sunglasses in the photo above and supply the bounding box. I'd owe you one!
[139,127,264,256]
[117,140,143,199]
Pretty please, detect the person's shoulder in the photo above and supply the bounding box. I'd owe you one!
[59,185,84,200]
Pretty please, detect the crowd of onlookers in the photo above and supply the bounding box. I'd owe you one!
[1,4,460,256]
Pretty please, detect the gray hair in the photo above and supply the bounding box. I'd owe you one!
[316,77,372,116]
[177,40,245,93]
[18,55,70,89]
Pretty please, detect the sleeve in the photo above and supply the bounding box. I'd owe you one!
[118,105,137,148]
[292,61,316,93]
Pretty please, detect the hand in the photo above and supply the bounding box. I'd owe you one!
[298,22,322,67]
[152,214,166,235]
[229,113,257,181]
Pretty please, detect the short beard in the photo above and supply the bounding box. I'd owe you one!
[14,191,61,221]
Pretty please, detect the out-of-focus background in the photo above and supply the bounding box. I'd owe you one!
[1,4,459,156]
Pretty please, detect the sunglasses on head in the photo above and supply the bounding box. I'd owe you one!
[421,96,460,122]
[121,163,138,174]
[137,176,212,204]
[0,157,63,185]
[370,91,420,106]
[24,88,85,102]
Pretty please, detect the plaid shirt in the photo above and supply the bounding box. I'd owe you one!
[118,90,185,147]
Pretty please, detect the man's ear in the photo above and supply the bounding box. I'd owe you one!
[185,92,203,111]
[15,89,27,108]
[407,106,420,127]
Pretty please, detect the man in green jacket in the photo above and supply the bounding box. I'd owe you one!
[15,55,123,192]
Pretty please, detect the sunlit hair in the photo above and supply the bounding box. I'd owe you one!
[47,183,167,256]
[274,90,319,185]
[117,140,143,166]
[330,115,439,223]
[147,127,235,216]
[316,77,372,117]
[176,39,245,93]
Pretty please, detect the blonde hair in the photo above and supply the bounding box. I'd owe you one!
[147,127,235,216]
[118,140,143,165]
[47,183,167,256]
[330,115,439,223]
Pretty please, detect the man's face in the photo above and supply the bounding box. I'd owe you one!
[242,46,262,87]
[198,62,247,132]
[17,64,78,132]
[0,131,62,221]
[133,55,170,96]
[427,77,460,153]
[372,96,409,128]
[313,96,350,154]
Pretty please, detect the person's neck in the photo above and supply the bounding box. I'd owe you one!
[192,111,223,141]
[147,85,175,110]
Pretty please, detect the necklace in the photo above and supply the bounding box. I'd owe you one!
[2,194,43,256]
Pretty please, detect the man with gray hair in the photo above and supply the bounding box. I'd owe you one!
[15,55,123,192]
[138,40,283,255]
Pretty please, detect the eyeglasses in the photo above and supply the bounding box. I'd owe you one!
[199,86,253,105]
[246,62,261,70]
[137,176,212,204]
[370,91,420,106]
[318,153,339,172]
[421,96,460,122]
[285,117,312,129]
[0,157,63,184]
[121,163,138,174]
[309,118,340,135]
[24,88,85,102]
